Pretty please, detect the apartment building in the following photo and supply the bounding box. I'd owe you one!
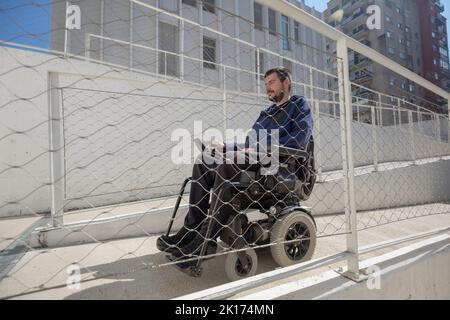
[324,0,449,117]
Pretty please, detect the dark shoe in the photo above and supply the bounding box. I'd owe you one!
[167,238,217,277]
[156,226,196,254]
[169,234,218,261]
[166,254,202,277]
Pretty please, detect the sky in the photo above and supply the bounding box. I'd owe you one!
[0,0,449,51]
[0,0,51,48]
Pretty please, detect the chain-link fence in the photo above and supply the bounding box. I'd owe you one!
[1,0,450,299]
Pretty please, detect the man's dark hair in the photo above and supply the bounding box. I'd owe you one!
[264,66,292,92]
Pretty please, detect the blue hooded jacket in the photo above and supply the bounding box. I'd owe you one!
[227,95,313,151]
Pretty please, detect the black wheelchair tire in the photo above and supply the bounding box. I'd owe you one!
[270,212,316,267]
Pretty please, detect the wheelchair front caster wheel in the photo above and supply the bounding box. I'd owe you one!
[225,249,258,281]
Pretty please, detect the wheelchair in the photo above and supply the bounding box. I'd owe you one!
[164,138,317,281]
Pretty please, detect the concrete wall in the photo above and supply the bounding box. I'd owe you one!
[1,46,450,219]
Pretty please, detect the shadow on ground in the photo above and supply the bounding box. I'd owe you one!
[64,247,279,299]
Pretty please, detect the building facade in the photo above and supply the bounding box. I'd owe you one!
[51,0,328,96]
[324,0,449,116]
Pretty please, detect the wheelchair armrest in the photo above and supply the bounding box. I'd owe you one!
[269,145,308,161]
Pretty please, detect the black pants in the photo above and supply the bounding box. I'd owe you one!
[183,152,259,237]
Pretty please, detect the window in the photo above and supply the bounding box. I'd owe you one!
[399,38,403,44]
[203,36,216,69]
[353,24,365,35]
[433,59,438,65]
[202,0,215,14]
[406,40,411,47]
[397,23,402,30]
[158,22,179,77]
[182,0,197,7]
[388,47,395,55]
[159,0,179,13]
[389,77,395,86]
[268,8,277,35]
[439,47,448,57]
[294,21,300,42]
[399,52,406,59]
[254,2,263,30]
[409,84,414,92]
[434,72,439,80]
[353,7,363,18]
[396,7,401,13]
[441,60,449,70]
[405,26,410,33]
[386,31,392,38]
[386,15,392,22]
[281,15,290,50]
[432,32,436,38]
[282,58,292,72]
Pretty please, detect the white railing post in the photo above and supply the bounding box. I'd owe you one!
[448,99,450,143]
[371,105,378,172]
[48,72,65,227]
[333,92,337,119]
[256,47,261,98]
[314,101,323,182]
[408,110,416,164]
[393,105,397,128]
[309,67,322,182]
[64,1,69,58]
[223,65,227,132]
[356,104,360,123]
[180,20,184,82]
[336,37,360,281]
[378,93,382,126]
[129,0,133,70]
[84,33,90,60]
[435,113,440,141]
[164,52,167,77]
[308,67,314,101]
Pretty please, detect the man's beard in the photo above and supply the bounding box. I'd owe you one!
[268,90,285,103]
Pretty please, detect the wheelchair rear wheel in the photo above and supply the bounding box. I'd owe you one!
[270,212,316,267]
[224,248,258,281]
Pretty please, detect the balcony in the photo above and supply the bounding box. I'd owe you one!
[435,0,444,13]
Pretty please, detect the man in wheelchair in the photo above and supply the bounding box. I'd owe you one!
[157,67,316,278]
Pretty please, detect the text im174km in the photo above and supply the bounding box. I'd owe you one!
[175,304,275,316]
